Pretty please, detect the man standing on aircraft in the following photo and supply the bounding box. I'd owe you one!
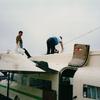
[16,31,31,58]
[46,36,64,54]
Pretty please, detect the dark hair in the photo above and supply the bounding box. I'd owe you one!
[19,31,23,33]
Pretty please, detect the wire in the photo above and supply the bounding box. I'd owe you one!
[64,26,100,45]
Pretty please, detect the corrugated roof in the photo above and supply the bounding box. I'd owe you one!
[0,50,100,73]
[0,52,44,72]
[31,53,72,72]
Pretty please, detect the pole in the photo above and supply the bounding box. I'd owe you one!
[7,72,10,98]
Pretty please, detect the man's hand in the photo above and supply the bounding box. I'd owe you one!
[54,49,59,53]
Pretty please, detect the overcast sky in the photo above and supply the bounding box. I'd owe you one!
[0,0,100,56]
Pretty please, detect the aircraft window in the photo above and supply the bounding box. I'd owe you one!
[83,84,100,99]
[29,78,51,90]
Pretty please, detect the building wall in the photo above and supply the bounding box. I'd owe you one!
[14,72,59,100]
[73,52,100,100]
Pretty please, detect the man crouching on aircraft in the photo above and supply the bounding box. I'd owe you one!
[46,36,64,54]
[16,31,31,58]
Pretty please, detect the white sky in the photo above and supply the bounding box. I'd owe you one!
[0,0,100,56]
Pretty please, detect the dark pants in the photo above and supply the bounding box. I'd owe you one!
[23,48,31,58]
[47,38,56,54]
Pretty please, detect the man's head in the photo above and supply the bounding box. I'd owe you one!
[18,31,23,36]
